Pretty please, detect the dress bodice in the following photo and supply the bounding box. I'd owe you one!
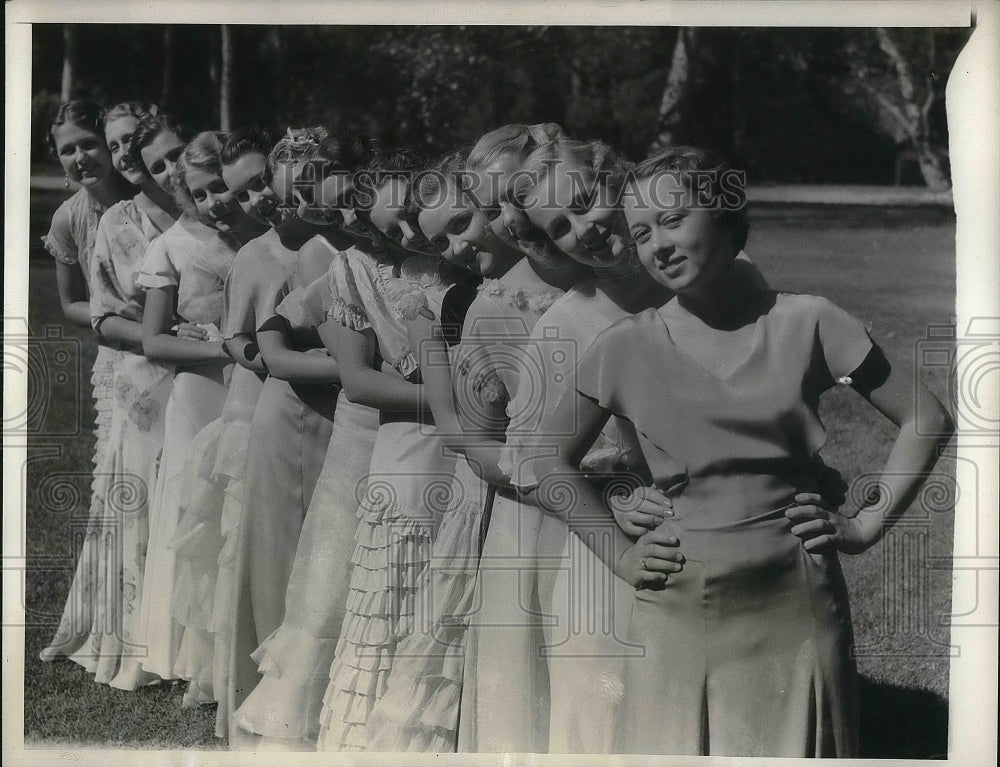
[576,292,874,526]
[137,217,238,329]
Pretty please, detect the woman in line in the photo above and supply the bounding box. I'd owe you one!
[221,128,336,734]
[312,149,496,751]
[529,146,953,756]
[232,135,384,749]
[171,125,279,738]
[38,103,179,686]
[41,101,135,463]
[135,128,260,702]
[361,128,587,752]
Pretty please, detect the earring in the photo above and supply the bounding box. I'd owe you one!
[64,174,70,189]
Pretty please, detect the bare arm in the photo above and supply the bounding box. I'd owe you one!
[55,260,92,328]
[527,390,684,588]
[318,318,425,412]
[96,315,144,350]
[788,343,954,554]
[142,286,228,365]
[225,333,268,374]
[257,316,340,384]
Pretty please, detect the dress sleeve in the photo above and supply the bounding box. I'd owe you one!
[136,236,178,290]
[276,271,334,332]
[326,253,372,331]
[813,296,874,382]
[41,201,78,265]
[574,320,631,415]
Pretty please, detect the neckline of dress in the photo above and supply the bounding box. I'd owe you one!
[478,277,563,312]
[654,302,768,383]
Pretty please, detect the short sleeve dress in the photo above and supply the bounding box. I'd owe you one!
[232,238,379,749]
[224,230,338,739]
[575,291,872,757]
[135,217,235,689]
[41,188,118,453]
[316,249,467,752]
[39,196,175,692]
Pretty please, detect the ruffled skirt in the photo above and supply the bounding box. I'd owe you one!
[364,457,492,752]
[233,391,378,746]
[316,422,456,752]
[39,351,172,690]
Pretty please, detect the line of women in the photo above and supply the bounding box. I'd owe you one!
[39,100,953,756]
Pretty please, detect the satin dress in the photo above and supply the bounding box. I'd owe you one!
[574,292,869,757]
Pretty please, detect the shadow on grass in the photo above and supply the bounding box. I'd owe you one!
[859,674,949,759]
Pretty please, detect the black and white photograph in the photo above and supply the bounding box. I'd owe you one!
[4,1,998,764]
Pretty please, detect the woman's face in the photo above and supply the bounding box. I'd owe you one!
[367,178,437,256]
[470,154,566,269]
[417,182,522,277]
[222,151,281,226]
[183,165,247,233]
[624,173,734,293]
[523,155,629,268]
[139,130,185,194]
[51,121,114,187]
[104,116,146,186]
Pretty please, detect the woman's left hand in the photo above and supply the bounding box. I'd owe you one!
[785,493,878,555]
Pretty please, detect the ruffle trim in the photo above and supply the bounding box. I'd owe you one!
[41,233,77,265]
[478,278,561,313]
[363,498,485,752]
[315,487,436,751]
[233,628,340,740]
[327,297,372,331]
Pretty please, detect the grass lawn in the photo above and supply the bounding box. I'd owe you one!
[20,195,956,756]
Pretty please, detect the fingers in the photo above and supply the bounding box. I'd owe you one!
[789,518,834,539]
[626,511,663,529]
[785,504,830,523]
[635,486,673,509]
[638,526,681,546]
[615,520,647,538]
[793,492,834,510]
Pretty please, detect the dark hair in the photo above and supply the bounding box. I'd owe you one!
[354,148,425,217]
[220,125,278,166]
[47,100,105,157]
[172,131,227,215]
[410,146,470,213]
[629,145,749,253]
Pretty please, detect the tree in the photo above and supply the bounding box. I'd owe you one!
[844,28,952,190]
[60,24,76,101]
[220,26,234,130]
[648,28,695,153]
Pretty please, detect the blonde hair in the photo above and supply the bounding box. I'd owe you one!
[172,131,226,215]
[467,123,564,172]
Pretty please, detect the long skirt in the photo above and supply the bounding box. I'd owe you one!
[39,350,172,690]
[137,366,228,681]
[233,391,379,748]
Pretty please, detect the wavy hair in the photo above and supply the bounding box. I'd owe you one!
[171,131,227,215]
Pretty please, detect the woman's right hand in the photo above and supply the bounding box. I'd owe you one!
[615,525,685,589]
[608,485,672,538]
[175,322,208,341]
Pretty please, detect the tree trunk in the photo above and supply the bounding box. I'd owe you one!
[648,28,696,153]
[208,28,220,124]
[220,26,234,131]
[60,24,76,102]
[161,26,174,112]
[874,27,951,191]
